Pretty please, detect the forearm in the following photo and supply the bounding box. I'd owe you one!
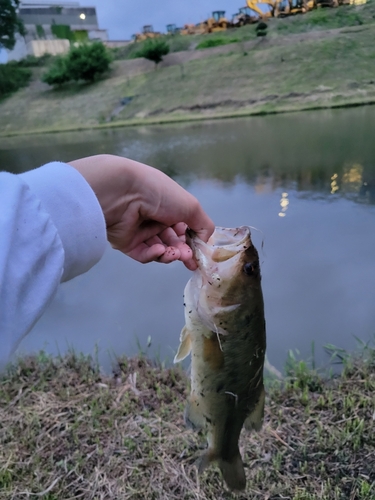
[0,163,107,369]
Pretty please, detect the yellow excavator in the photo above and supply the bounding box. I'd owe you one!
[239,0,313,20]
[179,23,206,35]
[133,25,161,42]
[245,0,275,20]
[203,11,231,32]
[180,11,230,35]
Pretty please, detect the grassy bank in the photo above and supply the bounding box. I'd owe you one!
[2,3,375,136]
[0,346,374,499]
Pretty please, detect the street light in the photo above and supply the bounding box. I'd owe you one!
[79,13,86,20]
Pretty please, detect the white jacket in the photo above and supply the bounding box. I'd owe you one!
[0,162,107,370]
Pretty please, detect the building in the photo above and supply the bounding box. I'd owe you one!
[7,0,108,61]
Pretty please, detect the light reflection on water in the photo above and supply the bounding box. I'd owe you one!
[1,107,375,371]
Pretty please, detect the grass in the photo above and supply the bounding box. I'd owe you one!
[196,37,240,49]
[0,342,374,499]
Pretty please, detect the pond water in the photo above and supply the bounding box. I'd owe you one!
[1,107,375,372]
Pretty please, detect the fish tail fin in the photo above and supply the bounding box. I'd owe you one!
[217,452,246,491]
[197,449,246,492]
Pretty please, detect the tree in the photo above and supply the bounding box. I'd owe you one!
[67,42,112,82]
[42,42,112,86]
[136,38,170,67]
[0,0,26,50]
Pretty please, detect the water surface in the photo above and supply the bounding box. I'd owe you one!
[1,107,375,371]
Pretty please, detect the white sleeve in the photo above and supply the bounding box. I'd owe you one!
[0,162,107,369]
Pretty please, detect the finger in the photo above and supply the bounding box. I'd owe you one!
[177,242,194,263]
[126,242,166,263]
[145,234,164,247]
[157,227,195,263]
[182,199,215,243]
[183,257,198,271]
[187,213,215,243]
[157,246,181,264]
[158,227,183,247]
[172,222,188,240]
[111,220,167,253]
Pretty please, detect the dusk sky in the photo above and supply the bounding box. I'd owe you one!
[77,0,242,40]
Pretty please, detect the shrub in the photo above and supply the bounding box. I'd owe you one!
[135,38,170,65]
[0,63,32,99]
[67,42,112,81]
[42,42,112,86]
[42,56,71,86]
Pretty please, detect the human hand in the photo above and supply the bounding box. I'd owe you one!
[68,155,214,270]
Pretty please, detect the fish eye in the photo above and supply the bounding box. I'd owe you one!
[244,262,258,276]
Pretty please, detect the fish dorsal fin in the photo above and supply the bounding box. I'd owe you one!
[244,386,265,432]
[173,326,192,363]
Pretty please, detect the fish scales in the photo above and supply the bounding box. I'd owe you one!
[174,226,266,492]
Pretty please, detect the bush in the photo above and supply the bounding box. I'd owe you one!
[42,56,71,86]
[0,63,32,99]
[42,42,112,86]
[135,38,170,65]
[67,42,111,81]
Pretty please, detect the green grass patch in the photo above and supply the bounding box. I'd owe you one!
[196,36,240,49]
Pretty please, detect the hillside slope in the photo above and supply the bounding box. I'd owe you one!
[1,3,375,136]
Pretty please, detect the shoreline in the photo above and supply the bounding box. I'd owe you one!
[2,96,375,139]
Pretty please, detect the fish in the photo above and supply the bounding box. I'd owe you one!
[174,226,266,491]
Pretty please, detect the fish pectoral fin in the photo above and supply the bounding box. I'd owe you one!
[173,326,192,363]
[244,386,265,432]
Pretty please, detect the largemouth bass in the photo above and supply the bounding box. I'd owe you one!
[174,226,266,491]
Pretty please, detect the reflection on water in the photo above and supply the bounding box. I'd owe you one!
[1,107,375,371]
[278,192,289,218]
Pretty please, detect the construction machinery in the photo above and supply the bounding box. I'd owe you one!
[232,7,257,26]
[200,11,232,33]
[208,10,231,31]
[281,0,315,15]
[133,25,161,42]
[245,0,275,20]
[166,23,179,35]
[234,0,313,22]
[179,23,206,35]
[179,11,231,35]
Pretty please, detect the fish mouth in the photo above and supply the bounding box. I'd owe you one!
[187,226,251,278]
[187,226,250,263]
[209,227,250,252]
